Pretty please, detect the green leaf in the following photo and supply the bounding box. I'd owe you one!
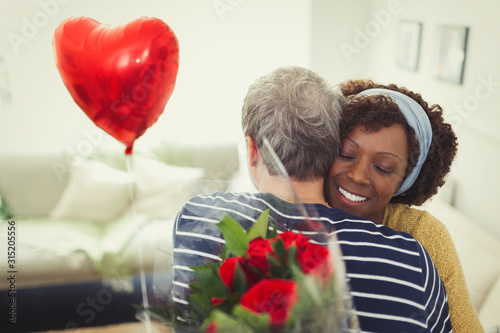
[287,245,298,267]
[211,297,233,315]
[268,251,293,279]
[203,309,256,333]
[287,273,341,332]
[272,238,286,264]
[233,263,247,295]
[190,264,230,299]
[172,302,193,325]
[246,209,270,242]
[301,274,322,305]
[287,247,305,280]
[266,251,282,269]
[232,305,271,332]
[269,221,278,238]
[219,246,229,261]
[186,293,212,322]
[0,197,13,220]
[217,215,249,257]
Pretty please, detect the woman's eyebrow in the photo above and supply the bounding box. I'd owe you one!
[346,137,402,161]
[345,137,359,148]
[377,152,402,161]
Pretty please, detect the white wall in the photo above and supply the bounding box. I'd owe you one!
[311,0,500,240]
[0,0,311,153]
[2,0,498,239]
[311,0,371,83]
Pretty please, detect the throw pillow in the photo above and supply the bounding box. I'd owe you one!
[50,160,132,223]
[127,155,205,219]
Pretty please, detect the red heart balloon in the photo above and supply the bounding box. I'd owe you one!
[53,17,179,154]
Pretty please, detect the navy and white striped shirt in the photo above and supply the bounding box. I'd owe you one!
[172,192,452,332]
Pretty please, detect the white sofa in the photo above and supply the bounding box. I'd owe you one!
[0,140,498,331]
[424,199,500,332]
[0,141,239,291]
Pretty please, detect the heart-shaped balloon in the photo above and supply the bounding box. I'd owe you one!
[53,17,179,154]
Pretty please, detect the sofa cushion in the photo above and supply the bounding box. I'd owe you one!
[148,140,239,182]
[50,154,206,223]
[50,160,132,222]
[125,155,205,219]
[479,275,500,331]
[0,216,103,290]
[425,199,500,311]
[0,151,69,217]
[0,214,174,290]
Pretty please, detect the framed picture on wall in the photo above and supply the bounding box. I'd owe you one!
[435,26,469,84]
[395,21,422,71]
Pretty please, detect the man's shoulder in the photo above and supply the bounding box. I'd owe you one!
[178,192,266,214]
[185,191,260,204]
[175,192,272,225]
[317,206,418,243]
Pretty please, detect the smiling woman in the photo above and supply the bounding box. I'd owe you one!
[324,79,484,332]
[328,80,452,209]
[329,124,409,223]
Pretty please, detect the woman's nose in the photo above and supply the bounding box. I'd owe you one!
[346,161,371,185]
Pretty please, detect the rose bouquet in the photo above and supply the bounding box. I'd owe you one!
[141,209,354,333]
[138,139,359,332]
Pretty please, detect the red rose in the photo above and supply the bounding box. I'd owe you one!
[297,242,333,282]
[219,257,240,290]
[246,237,274,275]
[275,232,310,250]
[297,242,329,273]
[240,279,298,329]
[205,321,217,333]
[274,232,296,249]
[219,256,261,292]
[272,232,332,278]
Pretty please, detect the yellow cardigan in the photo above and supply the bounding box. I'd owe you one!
[383,203,484,333]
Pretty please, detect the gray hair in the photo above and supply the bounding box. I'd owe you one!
[242,66,343,180]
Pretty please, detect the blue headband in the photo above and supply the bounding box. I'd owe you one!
[357,88,432,196]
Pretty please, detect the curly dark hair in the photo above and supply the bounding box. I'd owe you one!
[339,79,458,206]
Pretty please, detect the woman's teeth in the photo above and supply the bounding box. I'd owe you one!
[339,186,367,202]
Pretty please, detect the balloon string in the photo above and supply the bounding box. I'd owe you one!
[125,153,152,333]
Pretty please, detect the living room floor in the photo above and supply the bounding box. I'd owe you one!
[42,321,172,332]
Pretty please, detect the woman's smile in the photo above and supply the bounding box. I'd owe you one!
[327,124,408,223]
[337,185,368,204]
